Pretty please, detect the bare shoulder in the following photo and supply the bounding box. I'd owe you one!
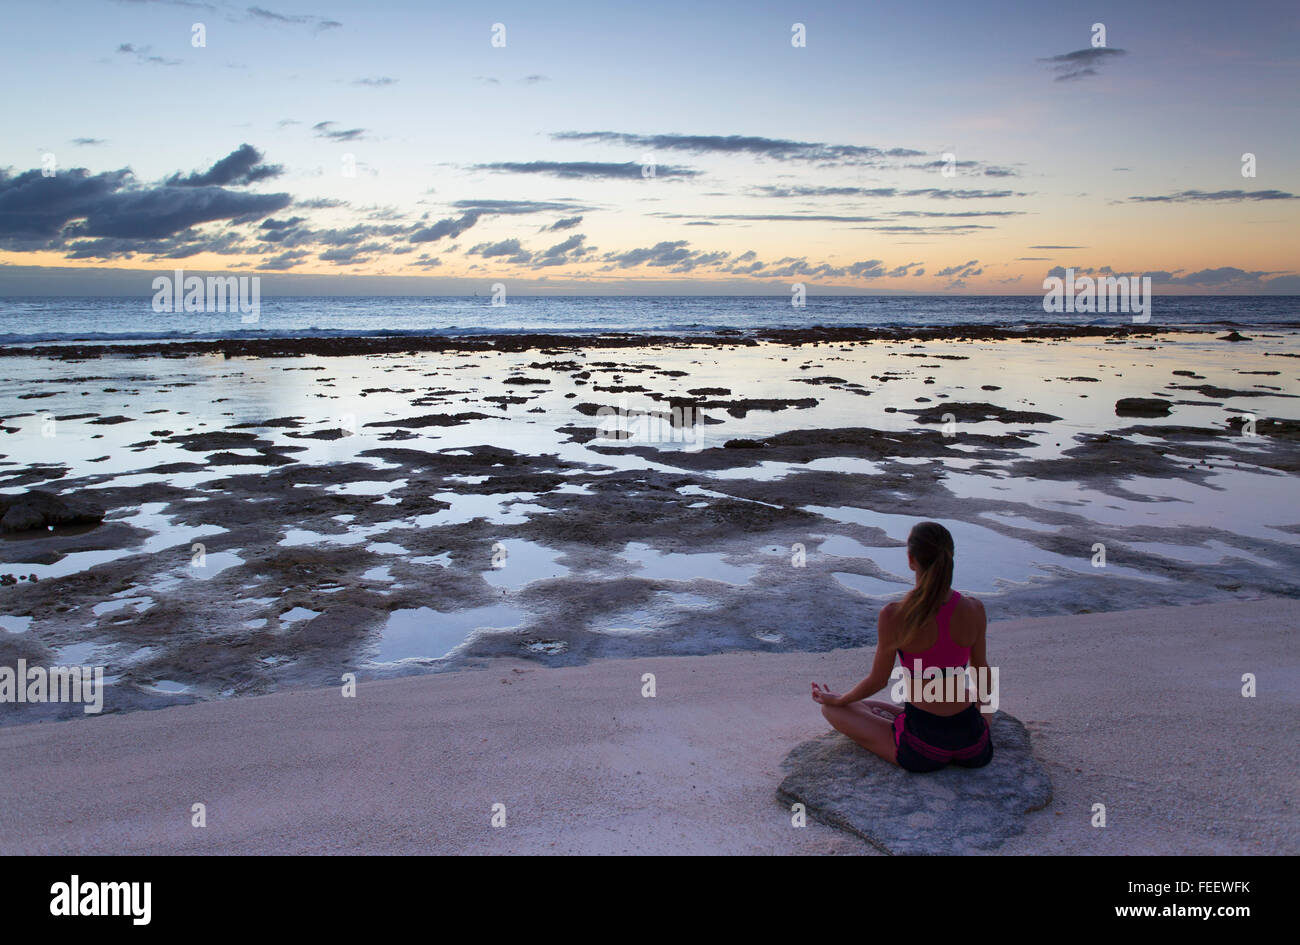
[959,593,987,624]
[877,601,900,640]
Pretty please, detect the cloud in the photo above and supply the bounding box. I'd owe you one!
[257,249,311,270]
[889,210,1023,218]
[1038,47,1127,81]
[936,259,982,278]
[660,213,885,223]
[1128,189,1298,203]
[905,159,1018,177]
[410,211,483,243]
[313,121,366,141]
[247,6,342,32]
[451,199,588,215]
[857,224,993,234]
[116,43,180,66]
[602,240,722,271]
[470,161,700,180]
[534,233,594,267]
[553,131,923,167]
[520,75,549,84]
[165,144,283,187]
[0,152,291,257]
[542,216,583,231]
[467,237,532,265]
[353,76,397,87]
[1047,264,1297,292]
[408,200,589,245]
[318,246,374,264]
[753,185,1024,200]
[71,138,107,146]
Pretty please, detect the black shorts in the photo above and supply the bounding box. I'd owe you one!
[892,701,993,773]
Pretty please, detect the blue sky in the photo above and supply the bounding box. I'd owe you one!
[1,0,1297,294]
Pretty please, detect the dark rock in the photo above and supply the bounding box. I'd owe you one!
[0,489,105,533]
[1115,397,1172,417]
[776,711,1052,854]
[906,402,1060,424]
[363,412,491,429]
[1219,331,1251,342]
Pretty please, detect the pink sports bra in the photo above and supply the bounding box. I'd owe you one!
[897,591,969,673]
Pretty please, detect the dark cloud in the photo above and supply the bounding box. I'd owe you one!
[1128,189,1298,203]
[469,238,527,258]
[71,138,106,146]
[410,211,483,243]
[553,131,924,166]
[471,161,700,180]
[0,152,290,257]
[542,216,583,231]
[603,240,713,270]
[259,216,305,230]
[165,144,282,187]
[72,186,291,239]
[1045,265,1295,291]
[353,76,397,87]
[520,75,549,84]
[451,199,588,215]
[1038,47,1127,81]
[257,249,311,270]
[318,246,374,264]
[313,121,366,141]
[533,233,593,267]
[936,260,982,278]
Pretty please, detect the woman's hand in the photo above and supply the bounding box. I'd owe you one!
[810,682,843,706]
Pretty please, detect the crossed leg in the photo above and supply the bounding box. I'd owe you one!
[820,699,901,765]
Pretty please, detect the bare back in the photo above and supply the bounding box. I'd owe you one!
[881,590,987,716]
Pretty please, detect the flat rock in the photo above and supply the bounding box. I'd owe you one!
[1115,397,1172,417]
[776,710,1052,854]
[0,489,105,533]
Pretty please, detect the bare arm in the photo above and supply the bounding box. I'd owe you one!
[967,597,990,708]
[832,605,899,706]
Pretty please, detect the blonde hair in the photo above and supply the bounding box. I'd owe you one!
[895,521,955,652]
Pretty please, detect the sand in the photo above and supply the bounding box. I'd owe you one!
[1,596,1295,855]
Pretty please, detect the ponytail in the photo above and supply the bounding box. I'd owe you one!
[895,523,955,651]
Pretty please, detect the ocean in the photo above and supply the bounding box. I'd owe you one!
[0,294,1296,345]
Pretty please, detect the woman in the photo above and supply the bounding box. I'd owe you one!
[810,521,993,772]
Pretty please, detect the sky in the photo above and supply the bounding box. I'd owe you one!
[0,0,1297,295]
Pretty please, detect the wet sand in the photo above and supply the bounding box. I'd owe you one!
[0,597,1294,855]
